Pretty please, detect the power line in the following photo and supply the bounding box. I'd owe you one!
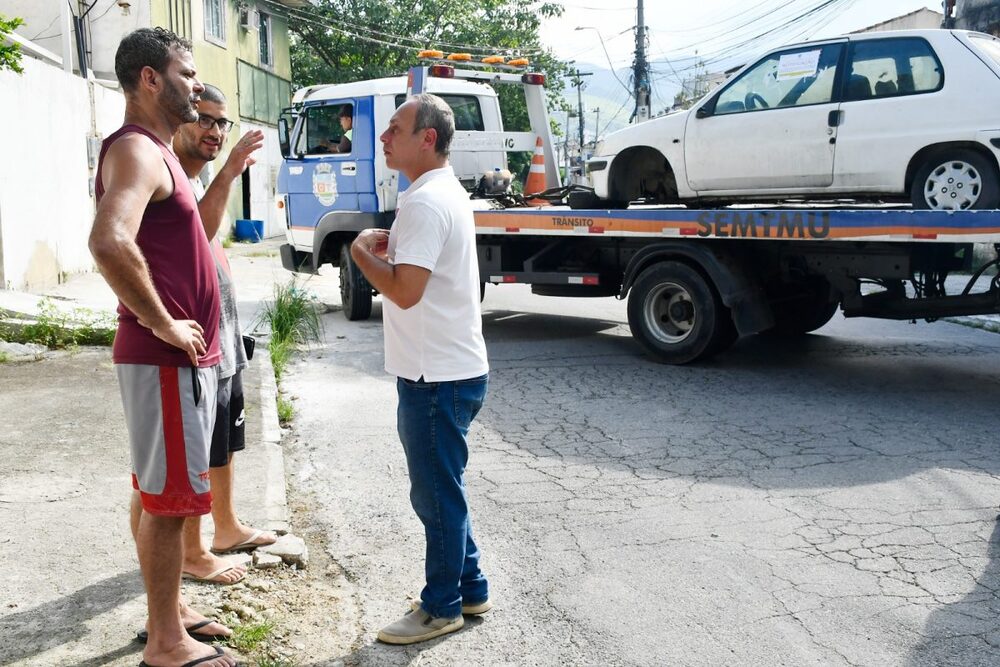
[260,0,546,58]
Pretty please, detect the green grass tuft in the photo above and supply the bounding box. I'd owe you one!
[226,620,275,654]
[259,281,322,425]
[0,299,115,349]
[276,395,294,425]
[262,282,322,345]
[254,657,300,667]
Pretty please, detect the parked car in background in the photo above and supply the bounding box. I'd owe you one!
[579,30,1000,211]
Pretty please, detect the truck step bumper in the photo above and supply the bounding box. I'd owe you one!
[280,244,316,274]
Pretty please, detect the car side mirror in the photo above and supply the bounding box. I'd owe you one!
[695,93,720,119]
[278,118,292,159]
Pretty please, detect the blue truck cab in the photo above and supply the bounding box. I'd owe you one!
[276,74,507,318]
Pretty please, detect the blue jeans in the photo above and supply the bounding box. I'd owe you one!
[397,373,489,618]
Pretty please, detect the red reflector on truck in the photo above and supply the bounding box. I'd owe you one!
[913,232,937,240]
[429,64,455,78]
[583,276,599,285]
[589,226,605,234]
[502,275,516,283]
[505,227,520,233]
[680,227,699,236]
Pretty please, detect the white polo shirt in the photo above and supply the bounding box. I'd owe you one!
[383,166,489,382]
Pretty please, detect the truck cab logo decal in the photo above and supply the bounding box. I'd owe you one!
[313,162,338,206]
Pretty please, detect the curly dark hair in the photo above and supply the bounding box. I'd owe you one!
[115,27,192,92]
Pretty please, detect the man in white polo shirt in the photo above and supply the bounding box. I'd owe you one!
[351,93,491,645]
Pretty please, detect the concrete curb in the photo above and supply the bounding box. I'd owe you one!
[255,343,290,535]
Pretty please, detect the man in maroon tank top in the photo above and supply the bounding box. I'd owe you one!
[88,28,236,667]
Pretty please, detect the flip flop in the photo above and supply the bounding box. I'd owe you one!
[210,529,275,554]
[181,565,246,585]
[139,644,239,666]
[135,619,229,644]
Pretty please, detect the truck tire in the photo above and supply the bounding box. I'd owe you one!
[340,245,372,321]
[771,298,839,335]
[626,261,726,364]
[568,190,601,210]
[769,278,839,335]
[910,149,1000,210]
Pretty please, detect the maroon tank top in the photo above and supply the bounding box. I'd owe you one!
[96,124,221,367]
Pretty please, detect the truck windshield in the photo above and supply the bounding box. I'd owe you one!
[394,94,485,131]
[969,34,1000,68]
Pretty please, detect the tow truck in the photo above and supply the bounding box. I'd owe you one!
[276,56,1000,364]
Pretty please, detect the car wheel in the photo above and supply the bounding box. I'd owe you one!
[911,149,1000,210]
[567,190,601,209]
[626,261,724,364]
[340,244,372,321]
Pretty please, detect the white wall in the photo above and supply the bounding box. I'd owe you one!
[0,55,125,290]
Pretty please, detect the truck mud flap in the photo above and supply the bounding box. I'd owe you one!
[280,244,317,274]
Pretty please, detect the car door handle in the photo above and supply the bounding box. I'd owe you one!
[828,110,843,127]
[340,162,357,175]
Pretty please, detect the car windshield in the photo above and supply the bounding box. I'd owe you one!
[969,34,1000,68]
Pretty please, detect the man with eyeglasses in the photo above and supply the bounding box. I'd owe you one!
[172,84,274,586]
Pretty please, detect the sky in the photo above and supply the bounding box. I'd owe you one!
[541,0,942,70]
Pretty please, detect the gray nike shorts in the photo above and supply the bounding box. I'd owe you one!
[116,364,219,516]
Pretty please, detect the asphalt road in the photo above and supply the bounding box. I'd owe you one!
[281,278,1000,666]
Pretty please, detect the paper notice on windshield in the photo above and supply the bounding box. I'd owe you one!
[777,50,821,81]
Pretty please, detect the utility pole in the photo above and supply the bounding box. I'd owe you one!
[593,107,600,144]
[633,0,651,123]
[566,67,593,181]
[72,1,101,78]
[942,0,956,29]
[570,68,592,158]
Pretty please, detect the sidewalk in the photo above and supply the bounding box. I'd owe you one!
[0,240,290,666]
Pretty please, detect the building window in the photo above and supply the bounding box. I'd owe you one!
[238,60,291,125]
[204,0,226,45]
[168,0,192,39]
[258,11,272,67]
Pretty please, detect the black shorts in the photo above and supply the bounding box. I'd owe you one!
[209,370,246,467]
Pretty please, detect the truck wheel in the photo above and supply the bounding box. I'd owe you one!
[910,149,1000,210]
[769,279,838,335]
[340,245,372,321]
[771,298,839,335]
[627,261,724,364]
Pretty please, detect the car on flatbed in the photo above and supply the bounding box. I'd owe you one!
[581,29,1000,211]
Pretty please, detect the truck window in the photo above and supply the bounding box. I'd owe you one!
[713,43,842,114]
[297,103,352,155]
[395,94,485,131]
[845,38,942,100]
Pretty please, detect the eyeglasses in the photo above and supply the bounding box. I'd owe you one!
[196,114,234,133]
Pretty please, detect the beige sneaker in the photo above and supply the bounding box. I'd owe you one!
[410,597,494,616]
[377,608,464,645]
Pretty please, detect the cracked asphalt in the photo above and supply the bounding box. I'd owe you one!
[280,279,1000,666]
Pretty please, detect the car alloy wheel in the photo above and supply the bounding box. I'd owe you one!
[923,159,982,210]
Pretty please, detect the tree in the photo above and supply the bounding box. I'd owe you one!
[0,14,24,74]
[284,0,571,182]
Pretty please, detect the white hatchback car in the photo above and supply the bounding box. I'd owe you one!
[581,29,1000,211]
